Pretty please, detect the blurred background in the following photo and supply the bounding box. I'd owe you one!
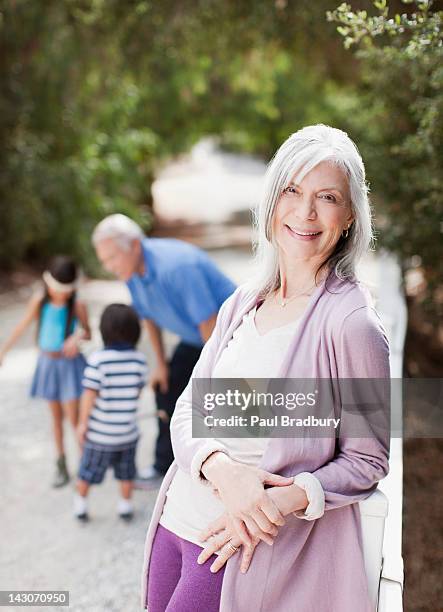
[0,1,442,611]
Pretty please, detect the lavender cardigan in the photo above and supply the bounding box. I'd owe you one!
[141,271,390,612]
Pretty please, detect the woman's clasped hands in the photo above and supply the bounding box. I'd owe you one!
[197,452,300,573]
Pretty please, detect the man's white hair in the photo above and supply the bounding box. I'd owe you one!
[249,124,373,296]
[92,214,145,251]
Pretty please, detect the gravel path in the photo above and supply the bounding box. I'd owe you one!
[1,280,160,612]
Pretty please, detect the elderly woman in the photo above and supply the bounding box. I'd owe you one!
[141,124,390,612]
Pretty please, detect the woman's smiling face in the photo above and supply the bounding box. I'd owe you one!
[272,160,354,266]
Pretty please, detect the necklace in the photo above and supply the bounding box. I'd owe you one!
[278,281,317,307]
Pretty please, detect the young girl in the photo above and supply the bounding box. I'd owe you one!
[0,256,91,488]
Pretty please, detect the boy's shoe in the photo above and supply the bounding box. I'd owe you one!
[52,455,70,488]
[75,512,89,523]
[118,499,134,522]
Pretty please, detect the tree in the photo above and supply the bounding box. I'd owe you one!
[0,0,361,269]
[327,0,442,321]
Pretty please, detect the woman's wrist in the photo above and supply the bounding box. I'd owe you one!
[267,483,308,516]
[201,451,234,486]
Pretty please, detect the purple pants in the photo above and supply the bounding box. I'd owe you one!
[147,524,225,612]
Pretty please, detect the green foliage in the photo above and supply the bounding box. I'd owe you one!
[7,0,438,292]
[328,0,442,312]
[0,0,360,270]
[0,1,154,270]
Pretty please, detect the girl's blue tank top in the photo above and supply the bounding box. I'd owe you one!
[38,302,77,352]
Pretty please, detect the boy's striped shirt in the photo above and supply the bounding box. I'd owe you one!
[82,348,148,450]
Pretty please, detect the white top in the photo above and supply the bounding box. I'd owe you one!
[159,305,302,546]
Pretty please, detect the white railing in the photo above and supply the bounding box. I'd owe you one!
[359,251,406,611]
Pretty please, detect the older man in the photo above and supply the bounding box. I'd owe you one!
[92,214,236,480]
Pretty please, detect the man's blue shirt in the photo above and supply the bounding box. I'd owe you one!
[126,238,236,347]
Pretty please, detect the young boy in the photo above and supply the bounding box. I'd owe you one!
[74,303,147,521]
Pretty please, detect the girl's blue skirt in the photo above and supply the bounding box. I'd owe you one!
[31,353,86,402]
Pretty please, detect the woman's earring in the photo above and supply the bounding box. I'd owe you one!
[342,225,350,238]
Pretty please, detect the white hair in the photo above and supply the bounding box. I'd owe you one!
[92,214,145,251]
[248,124,373,296]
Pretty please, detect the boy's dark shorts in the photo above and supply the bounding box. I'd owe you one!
[78,444,137,484]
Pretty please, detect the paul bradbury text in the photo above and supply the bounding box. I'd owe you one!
[203,414,341,429]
